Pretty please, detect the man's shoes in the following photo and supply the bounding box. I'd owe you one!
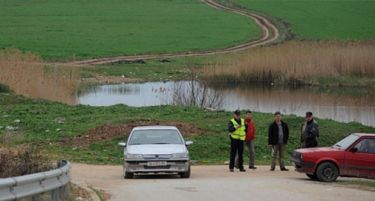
[281,168,289,171]
[249,166,257,170]
[229,169,234,172]
[239,169,246,172]
[270,168,275,171]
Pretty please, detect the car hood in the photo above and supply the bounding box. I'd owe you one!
[127,144,187,154]
[296,147,341,154]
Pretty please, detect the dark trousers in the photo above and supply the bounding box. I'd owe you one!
[303,139,318,148]
[229,138,244,170]
[271,144,285,169]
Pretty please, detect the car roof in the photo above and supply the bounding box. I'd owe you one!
[353,133,375,137]
[132,126,179,131]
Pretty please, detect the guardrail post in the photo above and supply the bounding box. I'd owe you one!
[51,189,58,201]
[32,194,40,201]
[59,186,68,201]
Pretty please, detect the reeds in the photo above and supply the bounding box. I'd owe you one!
[0,49,80,104]
[203,41,375,85]
[0,144,52,178]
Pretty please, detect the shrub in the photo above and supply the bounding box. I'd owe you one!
[0,144,52,178]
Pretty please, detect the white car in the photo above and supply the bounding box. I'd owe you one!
[118,126,193,179]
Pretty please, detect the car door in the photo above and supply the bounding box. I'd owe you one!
[344,138,375,178]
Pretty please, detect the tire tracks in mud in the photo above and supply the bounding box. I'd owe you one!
[65,0,280,66]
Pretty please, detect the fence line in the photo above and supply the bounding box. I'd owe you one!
[0,160,71,201]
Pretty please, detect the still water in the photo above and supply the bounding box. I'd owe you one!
[77,81,375,127]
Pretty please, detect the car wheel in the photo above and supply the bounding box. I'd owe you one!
[306,173,318,180]
[316,162,339,182]
[180,165,191,178]
[124,171,134,179]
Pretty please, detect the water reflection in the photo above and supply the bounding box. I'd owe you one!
[78,82,174,106]
[218,85,375,127]
[77,81,375,127]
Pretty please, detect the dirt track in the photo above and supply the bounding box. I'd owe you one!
[66,0,279,66]
[72,164,374,201]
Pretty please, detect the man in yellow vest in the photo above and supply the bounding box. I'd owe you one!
[228,110,247,172]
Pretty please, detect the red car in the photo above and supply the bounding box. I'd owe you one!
[291,133,375,182]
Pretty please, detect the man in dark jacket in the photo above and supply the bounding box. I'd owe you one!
[268,111,289,171]
[300,112,319,148]
[228,110,247,172]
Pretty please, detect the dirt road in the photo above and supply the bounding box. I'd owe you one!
[67,0,279,65]
[72,164,374,201]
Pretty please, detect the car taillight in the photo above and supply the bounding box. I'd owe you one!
[300,153,303,160]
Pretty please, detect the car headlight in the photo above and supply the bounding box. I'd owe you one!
[172,152,189,159]
[126,153,143,159]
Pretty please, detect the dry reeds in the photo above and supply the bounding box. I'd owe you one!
[0,49,80,104]
[0,144,52,178]
[203,41,375,85]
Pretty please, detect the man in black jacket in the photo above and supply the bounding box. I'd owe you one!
[268,111,289,171]
[300,112,319,148]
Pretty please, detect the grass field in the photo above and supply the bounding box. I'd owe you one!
[0,0,259,60]
[1,92,374,165]
[225,0,375,40]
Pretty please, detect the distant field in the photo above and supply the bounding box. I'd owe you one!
[0,0,259,60]
[228,0,375,40]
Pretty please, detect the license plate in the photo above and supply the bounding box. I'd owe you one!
[147,161,167,166]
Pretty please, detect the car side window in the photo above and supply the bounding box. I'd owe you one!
[354,139,375,154]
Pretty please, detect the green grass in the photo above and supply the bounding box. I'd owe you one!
[337,180,375,189]
[0,0,260,60]
[226,0,375,40]
[314,75,375,88]
[81,56,211,81]
[1,93,374,165]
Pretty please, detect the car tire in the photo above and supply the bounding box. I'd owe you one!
[316,162,339,182]
[180,165,191,178]
[124,171,134,179]
[306,173,318,180]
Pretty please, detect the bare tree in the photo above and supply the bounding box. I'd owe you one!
[172,69,223,109]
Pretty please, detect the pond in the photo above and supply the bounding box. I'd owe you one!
[77,81,375,127]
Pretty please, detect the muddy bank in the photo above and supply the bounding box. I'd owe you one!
[61,119,204,147]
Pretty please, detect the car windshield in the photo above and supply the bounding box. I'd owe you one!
[332,134,360,149]
[128,129,183,145]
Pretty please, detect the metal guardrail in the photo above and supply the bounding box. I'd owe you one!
[0,160,71,201]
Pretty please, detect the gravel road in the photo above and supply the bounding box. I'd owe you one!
[71,164,374,201]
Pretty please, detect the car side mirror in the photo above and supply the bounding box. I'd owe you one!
[185,141,193,146]
[118,142,127,147]
[350,147,358,153]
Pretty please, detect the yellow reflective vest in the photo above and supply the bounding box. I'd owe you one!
[230,118,246,141]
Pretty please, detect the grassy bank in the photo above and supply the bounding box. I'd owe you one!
[1,93,374,165]
[203,41,375,87]
[224,0,375,40]
[81,56,210,82]
[0,0,259,60]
